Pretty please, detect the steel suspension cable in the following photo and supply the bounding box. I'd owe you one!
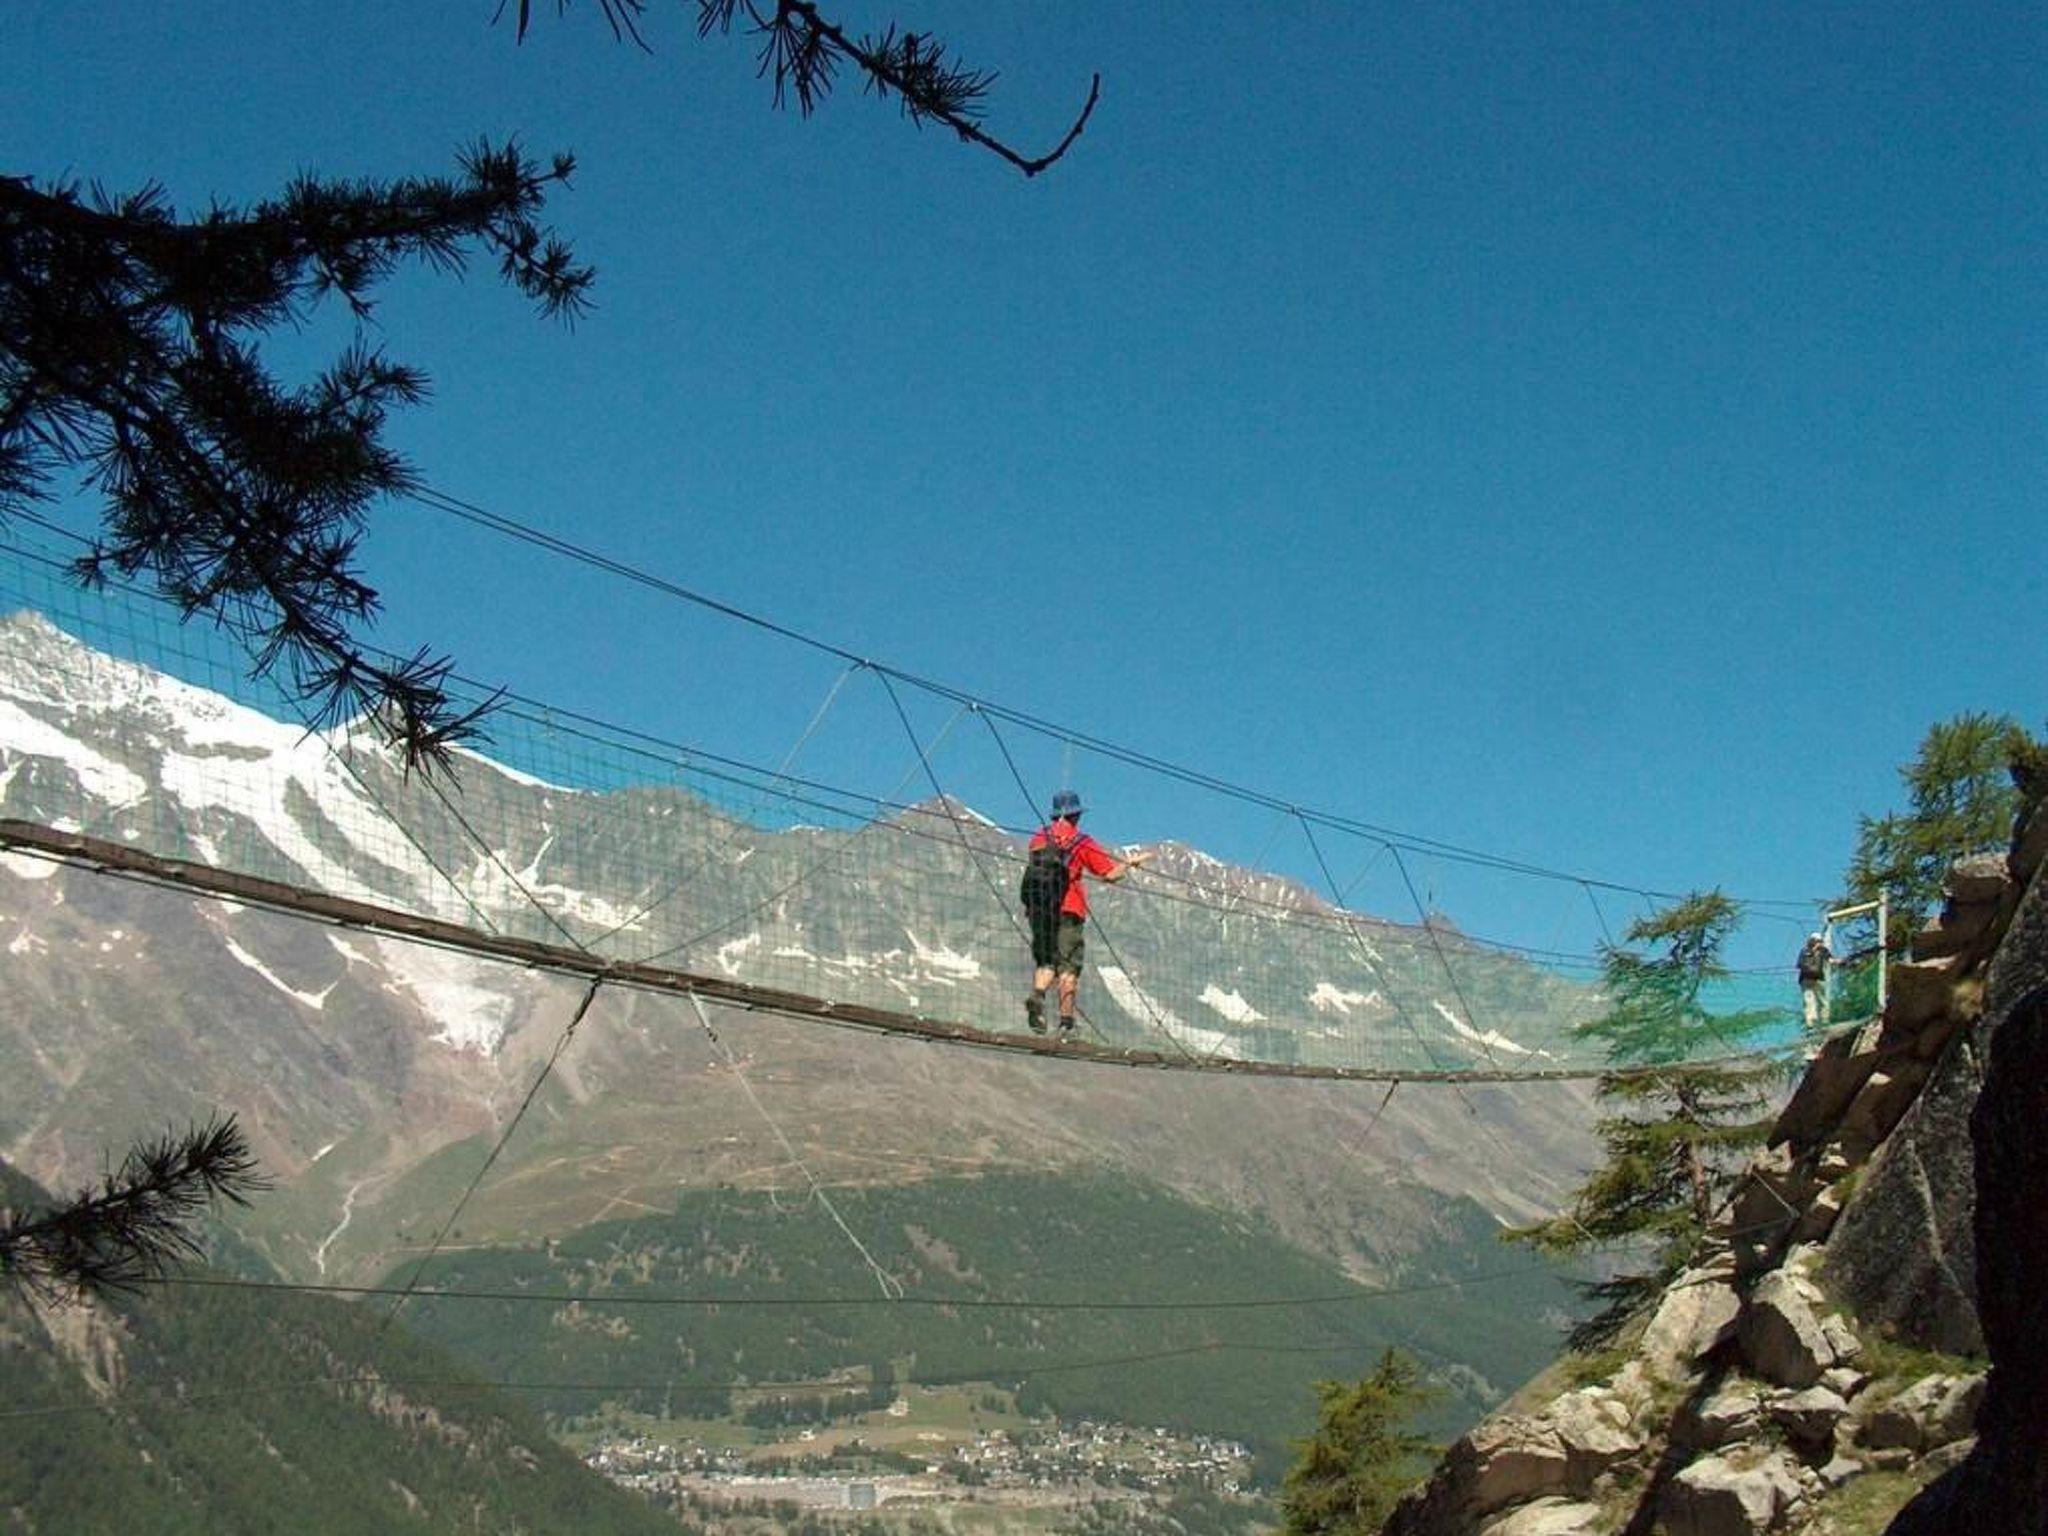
[405,485,1821,912]
[380,973,607,1332]
[1294,813,1447,1074]
[1388,843,1504,1074]
[589,660,862,951]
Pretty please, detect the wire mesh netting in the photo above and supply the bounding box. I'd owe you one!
[0,536,1812,1076]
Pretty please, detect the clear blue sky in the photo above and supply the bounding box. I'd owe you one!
[5,2,2042,975]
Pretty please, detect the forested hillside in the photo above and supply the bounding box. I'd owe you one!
[390,1169,1578,1479]
[0,1162,675,1535]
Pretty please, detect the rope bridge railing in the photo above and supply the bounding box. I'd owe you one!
[0,538,1807,1079]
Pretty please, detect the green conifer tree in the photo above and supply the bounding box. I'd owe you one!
[1830,713,2042,1015]
[1281,1350,1437,1536]
[1505,891,1780,1349]
[1844,713,2036,929]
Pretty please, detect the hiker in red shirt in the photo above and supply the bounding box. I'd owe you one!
[1020,789,1152,1036]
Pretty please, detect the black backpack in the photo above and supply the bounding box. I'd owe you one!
[1020,832,1072,917]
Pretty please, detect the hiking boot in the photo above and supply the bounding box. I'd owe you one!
[1056,1017,1076,1039]
[1024,994,1047,1033]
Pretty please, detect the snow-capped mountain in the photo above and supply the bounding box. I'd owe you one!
[0,609,1600,1290]
[0,610,1591,1073]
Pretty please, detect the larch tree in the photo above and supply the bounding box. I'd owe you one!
[1280,1350,1438,1536]
[2,1,1093,775]
[518,0,1101,180]
[1823,713,2040,1019]
[1505,891,1782,1350]
[1844,713,2038,928]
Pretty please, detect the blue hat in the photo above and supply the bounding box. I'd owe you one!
[1051,789,1084,818]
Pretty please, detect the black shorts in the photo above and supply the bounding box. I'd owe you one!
[1030,912,1086,976]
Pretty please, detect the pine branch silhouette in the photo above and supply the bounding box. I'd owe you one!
[0,1115,267,1304]
[7,9,1089,776]
[0,145,589,772]
[518,0,1100,177]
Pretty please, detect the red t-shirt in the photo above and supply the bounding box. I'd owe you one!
[1027,821,1120,919]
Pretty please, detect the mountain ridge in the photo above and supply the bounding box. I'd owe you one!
[0,608,1613,1484]
[0,606,1589,1072]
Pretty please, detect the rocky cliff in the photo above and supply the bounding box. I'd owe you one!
[1376,781,2047,1536]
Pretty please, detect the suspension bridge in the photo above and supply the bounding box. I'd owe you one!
[0,521,1822,1086]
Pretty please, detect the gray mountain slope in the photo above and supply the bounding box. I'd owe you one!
[0,610,1602,1293]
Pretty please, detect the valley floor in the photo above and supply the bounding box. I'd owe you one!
[573,1394,1273,1535]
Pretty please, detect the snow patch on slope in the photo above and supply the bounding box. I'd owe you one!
[448,745,573,793]
[716,932,762,976]
[221,934,334,1010]
[373,937,519,1054]
[1308,982,1384,1016]
[0,700,148,804]
[1,851,56,881]
[1433,999,1531,1056]
[1098,967,1235,1057]
[3,615,458,914]
[905,929,981,980]
[456,841,646,932]
[1198,984,1263,1024]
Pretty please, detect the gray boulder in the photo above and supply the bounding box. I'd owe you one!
[1769,1029,1880,1152]
[1838,1068,1929,1158]
[1817,1454,1862,1490]
[1726,1152,1822,1277]
[1680,1381,1765,1450]
[1820,1366,1868,1399]
[1479,1497,1605,1536]
[1818,1313,1863,1366]
[1768,1384,1849,1453]
[1886,956,1961,1029]
[1640,1268,1741,1378]
[1381,1415,1573,1536]
[1919,1435,1976,1476]
[1548,1386,1641,1488]
[1738,1271,1841,1388]
[1467,1417,1571,1512]
[1864,1374,1985,1454]
[1860,1395,1926,1453]
[1792,1183,1846,1245]
[1926,1373,1986,1446]
[1946,853,2013,905]
[1661,1452,1805,1536]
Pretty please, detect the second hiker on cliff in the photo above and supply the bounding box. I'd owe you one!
[1019,789,1152,1037]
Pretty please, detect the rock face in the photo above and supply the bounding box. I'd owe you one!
[1822,1039,1984,1354]
[1820,833,2030,1356]
[1887,826,2048,1535]
[1768,1386,1848,1453]
[1378,794,2045,1536]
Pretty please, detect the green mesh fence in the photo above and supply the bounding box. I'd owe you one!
[0,537,1810,1075]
